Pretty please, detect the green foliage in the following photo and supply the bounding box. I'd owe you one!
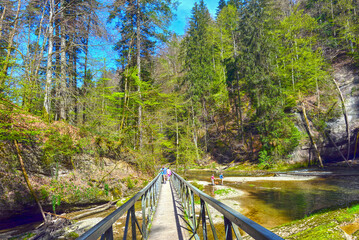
[43,132,80,172]
[126,177,134,189]
[258,150,272,169]
[40,187,49,200]
[104,183,109,196]
[51,194,61,213]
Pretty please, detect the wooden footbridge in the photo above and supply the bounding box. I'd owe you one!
[77,172,283,240]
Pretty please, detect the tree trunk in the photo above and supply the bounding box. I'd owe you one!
[191,102,200,162]
[136,0,143,150]
[353,132,359,161]
[175,105,179,168]
[82,15,91,124]
[325,131,351,166]
[0,5,6,40]
[301,102,324,168]
[44,0,55,116]
[1,0,21,89]
[70,46,78,124]
[14,140,47,223]
[59,0,67,120]
[33,3,49,86]
[332,78,350,160]
[202,99,208,152]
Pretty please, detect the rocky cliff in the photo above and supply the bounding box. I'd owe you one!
[293,54,359,164]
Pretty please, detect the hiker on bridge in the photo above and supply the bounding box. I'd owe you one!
[167,168,172,180]
[211,174,215,185]
[161,167,168,184]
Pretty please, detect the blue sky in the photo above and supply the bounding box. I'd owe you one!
[170,0,218,35]
[89,0,219,72]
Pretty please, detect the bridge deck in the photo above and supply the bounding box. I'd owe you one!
[148,180,186,240]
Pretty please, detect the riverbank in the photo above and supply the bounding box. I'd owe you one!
[188,171,359,239]
[270,203,359,239]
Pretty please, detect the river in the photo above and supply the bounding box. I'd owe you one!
[184,167,359,228]
[1,167,359,239]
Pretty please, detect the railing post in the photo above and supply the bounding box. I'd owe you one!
[100,225,113,240]
[200,199,207,240]
[123,210,131,240]
[191,191,197,232]
[130,205,136,240]
[142,192,147,239]
[224,216,233,240]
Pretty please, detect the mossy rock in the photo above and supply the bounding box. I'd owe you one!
[65,231,79,239]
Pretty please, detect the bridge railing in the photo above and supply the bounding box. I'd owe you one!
[172,172,284,240]
[77,173,162,240]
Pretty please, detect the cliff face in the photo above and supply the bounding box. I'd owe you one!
[292,55,359,164]
[321,56,359,162]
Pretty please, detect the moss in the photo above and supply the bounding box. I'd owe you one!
[110,186,122,198]
[65,231,80,239]
[191,180,204,191]
[347,204,359,214]
[288,223,344,239]
[116,196,132,207]
[214,188,235,196]
[274,204,359,239]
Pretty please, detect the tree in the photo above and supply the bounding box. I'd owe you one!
[109,0,177,150]
[216,0,227,16]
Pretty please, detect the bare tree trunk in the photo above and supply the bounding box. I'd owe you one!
[0,5,6,40]
[175,105,179,168]
[325,131,351,166]
[301,102,324,168]
[202,99,208,152]
[136,0,143,149]
[332,78,350,160]
[353,132,359,161]
[14,140,47,223]
[82,15,91,124]
[69,46,78,125]
[33,2,49,82]
[59,0,67,120]
[1,0,21,88]
[44,0,55,116]
[191,102,200,162]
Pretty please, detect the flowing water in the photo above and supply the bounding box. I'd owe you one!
[184,168,359,228]
[2,168,359,238]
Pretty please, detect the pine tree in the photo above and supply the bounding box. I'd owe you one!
[216,0,227,16]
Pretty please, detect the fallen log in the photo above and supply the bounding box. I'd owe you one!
[70,202,114,221]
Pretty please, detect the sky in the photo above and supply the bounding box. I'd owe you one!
[89,0,219,72]
[169,0,218,35]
